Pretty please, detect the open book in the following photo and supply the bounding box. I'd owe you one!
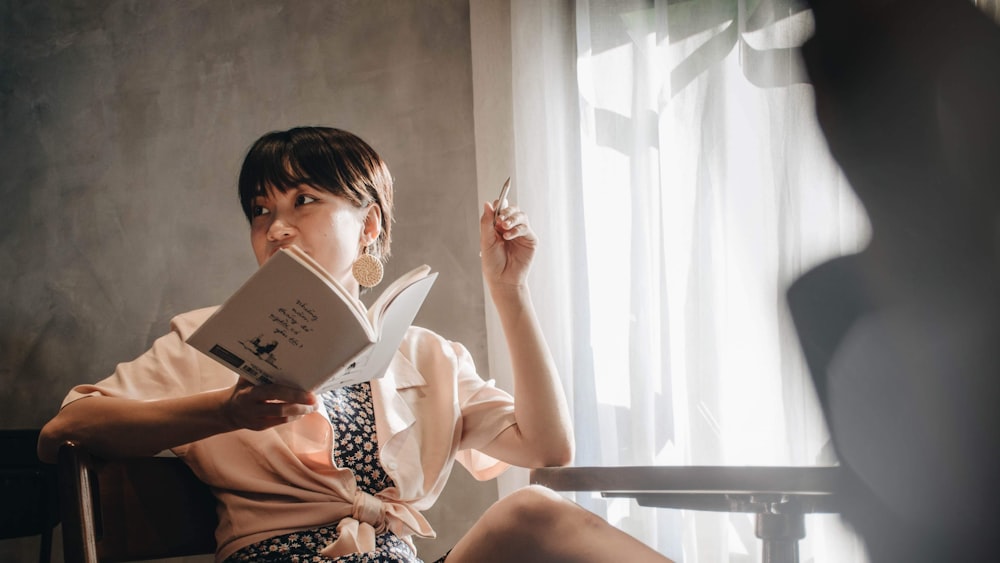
[187,246,437,393]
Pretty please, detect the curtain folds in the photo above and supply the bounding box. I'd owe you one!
[488,0,898,560]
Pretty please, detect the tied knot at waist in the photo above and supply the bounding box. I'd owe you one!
[351,489,387,532]
[318,488,434,559]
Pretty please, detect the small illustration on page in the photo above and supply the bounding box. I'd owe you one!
[241,334,280,368]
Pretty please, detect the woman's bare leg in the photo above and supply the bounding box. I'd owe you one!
[445,485,673,563]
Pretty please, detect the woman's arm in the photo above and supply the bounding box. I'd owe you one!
[475,199,574,468]
[38,379,317,463]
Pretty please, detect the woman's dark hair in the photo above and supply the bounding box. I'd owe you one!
[238,126,394,260]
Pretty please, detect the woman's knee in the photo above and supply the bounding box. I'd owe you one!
[450,486,636,562]
[485,485,600,538]
[503,485,564,518]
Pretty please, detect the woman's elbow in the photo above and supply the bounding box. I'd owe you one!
[536,439,574,467]
[37,417,70,464]
[37,400,96,463]
[554,441,575,466]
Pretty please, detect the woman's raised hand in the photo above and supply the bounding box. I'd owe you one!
[479,199,537,289]
[223,379,318,431]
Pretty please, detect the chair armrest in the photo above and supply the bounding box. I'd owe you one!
[56,441,219,562]
[57,442,100,563]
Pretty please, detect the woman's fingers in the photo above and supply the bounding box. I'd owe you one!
[480,201,499,241]
[249,381,317,406]
[495,207,527,233]
[226,380,317,430]
[258,399,315,418]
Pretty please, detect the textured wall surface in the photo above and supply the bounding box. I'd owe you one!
[0,1,492,560]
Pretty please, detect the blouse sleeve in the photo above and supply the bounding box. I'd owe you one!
[59,308,234,456]
[449,341,517,481]
[62,308,225,406]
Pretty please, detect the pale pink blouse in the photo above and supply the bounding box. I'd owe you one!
[63,307,516,562]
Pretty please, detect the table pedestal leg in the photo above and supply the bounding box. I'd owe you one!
[756,512,806,563]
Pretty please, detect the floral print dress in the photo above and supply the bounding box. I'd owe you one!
[225,382,449,563]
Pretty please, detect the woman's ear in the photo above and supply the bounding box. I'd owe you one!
[362,204,382,246]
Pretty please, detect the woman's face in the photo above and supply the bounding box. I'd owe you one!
[249,184,371,292]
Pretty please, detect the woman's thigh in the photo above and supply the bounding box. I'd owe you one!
[444,485,671,563]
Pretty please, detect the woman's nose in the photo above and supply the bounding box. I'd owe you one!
[266,216,295,241]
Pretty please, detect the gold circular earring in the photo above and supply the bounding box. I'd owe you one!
[352,245,384,288]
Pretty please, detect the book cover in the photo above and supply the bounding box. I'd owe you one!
[187,247,436,392]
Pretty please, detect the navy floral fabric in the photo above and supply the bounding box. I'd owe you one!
[224,383,448,563]
[326,382,393,495]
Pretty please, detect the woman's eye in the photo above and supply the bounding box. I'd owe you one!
[295,194,318,206]
[251,205,270,217]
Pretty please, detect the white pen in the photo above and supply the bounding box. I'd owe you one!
[494,177,511,225]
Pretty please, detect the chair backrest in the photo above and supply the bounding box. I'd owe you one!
[0,429,59,563]
[58,442,218,563]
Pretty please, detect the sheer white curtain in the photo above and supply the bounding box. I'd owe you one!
[566,2,870,560]
[479,0,876,561]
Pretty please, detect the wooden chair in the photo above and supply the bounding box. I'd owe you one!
[57,442,219,563]
[0,429,59,563]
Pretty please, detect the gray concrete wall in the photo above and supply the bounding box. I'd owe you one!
[0,1,493,560]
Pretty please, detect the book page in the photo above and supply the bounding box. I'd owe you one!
[315,272,438,393]
[284,245,371,334]
[367,264,432,333]
[187,250,376,391]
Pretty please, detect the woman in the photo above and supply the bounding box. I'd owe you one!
[38,127,670,563]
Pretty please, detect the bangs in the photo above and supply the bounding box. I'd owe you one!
[252,155,309,197]
[238,135,311,219]
[237,128,370,221]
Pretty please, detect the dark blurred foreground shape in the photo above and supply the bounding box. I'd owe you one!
[788,0,1000,560]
